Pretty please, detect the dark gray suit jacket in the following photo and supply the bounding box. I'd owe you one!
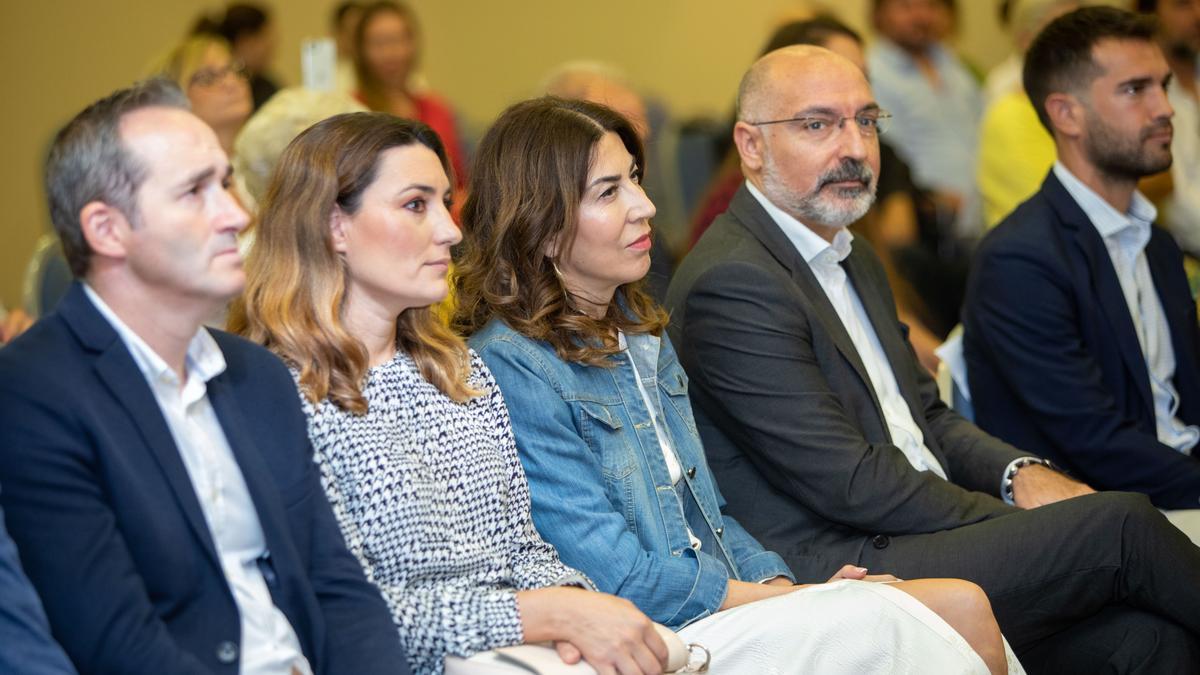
[665,185,1025,580]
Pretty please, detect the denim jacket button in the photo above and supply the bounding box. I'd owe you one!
[671,549,682,557]
[716,527,724,537]
[686,467,697,479]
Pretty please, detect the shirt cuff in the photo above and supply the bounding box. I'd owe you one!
[737,550,795,585]
[1000,456,1052,505]
[551,571,597,592]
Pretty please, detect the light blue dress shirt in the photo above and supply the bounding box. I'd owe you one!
[868,39,983,236]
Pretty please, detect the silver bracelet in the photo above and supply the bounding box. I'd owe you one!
[1002,457,1053,502]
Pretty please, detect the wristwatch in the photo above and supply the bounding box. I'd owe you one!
[1002,457,1054,503]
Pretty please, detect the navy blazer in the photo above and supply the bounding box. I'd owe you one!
[0,284,409,675]
[964,171,1200,509]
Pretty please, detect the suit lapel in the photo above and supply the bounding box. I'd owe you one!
[1145,233,1200,422]
[841,248,951,470]
[841,247,914,396]
[205,374,290,548]
[728,187,885,419]
[205,368,318,657]
[59,285,222,569]
[1046,176,1155,418]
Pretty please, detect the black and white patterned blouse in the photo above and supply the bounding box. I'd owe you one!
[296,350,588,675]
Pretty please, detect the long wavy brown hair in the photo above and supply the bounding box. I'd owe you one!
[228,111,477,413]
[452,97,667,365]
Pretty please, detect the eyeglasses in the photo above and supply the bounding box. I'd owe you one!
[748,110,892,142]
[188,61,248,88]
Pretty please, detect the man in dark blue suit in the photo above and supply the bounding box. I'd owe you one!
[964,6,1200,542]
[0,79,409,674]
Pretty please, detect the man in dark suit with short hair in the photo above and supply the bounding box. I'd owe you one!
[0,79,408,674]
[963,6,1200,542]
[666,35,1200,672]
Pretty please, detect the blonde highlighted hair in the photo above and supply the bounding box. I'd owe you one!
[228,111,476,413]
[147,34,234,89]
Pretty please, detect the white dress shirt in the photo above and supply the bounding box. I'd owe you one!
[620,332,684,484]
[1053,163,1200,454]
[620,331,703,552]
[84,285,311,675]
[746,182,948,479]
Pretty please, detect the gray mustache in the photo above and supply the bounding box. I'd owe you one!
[819,160,875,189]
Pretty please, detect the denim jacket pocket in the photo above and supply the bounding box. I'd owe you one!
[578,402,636,479]
[658,364,699,437]
[578,401,641,534]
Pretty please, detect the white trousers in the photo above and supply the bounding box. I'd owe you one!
[446,580,1026,674]
[676,580,1022,675]
[1163,508,1200,546]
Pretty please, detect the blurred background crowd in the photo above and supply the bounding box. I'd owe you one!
[2,0,1195,372]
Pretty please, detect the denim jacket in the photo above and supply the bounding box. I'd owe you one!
[470,318,793,628]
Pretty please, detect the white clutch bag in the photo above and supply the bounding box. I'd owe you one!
[445,624,710,674]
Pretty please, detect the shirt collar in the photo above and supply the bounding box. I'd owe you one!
[745,180,854,267]
[1052,161,1156,242]
[83,283,227,386]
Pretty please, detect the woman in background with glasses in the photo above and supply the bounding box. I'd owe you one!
[149,33,252,157]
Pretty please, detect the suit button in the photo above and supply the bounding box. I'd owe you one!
[686,467,697,479]
[216,641,238,664]
[871,535,890,550]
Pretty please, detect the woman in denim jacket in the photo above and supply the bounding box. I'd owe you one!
[456,97,1020,674]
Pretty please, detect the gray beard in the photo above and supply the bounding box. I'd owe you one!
[760,156,877,229]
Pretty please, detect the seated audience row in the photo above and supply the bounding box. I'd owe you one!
[2,5,1200,675]
[454,98,1012,673]
[0,73,1017,675]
